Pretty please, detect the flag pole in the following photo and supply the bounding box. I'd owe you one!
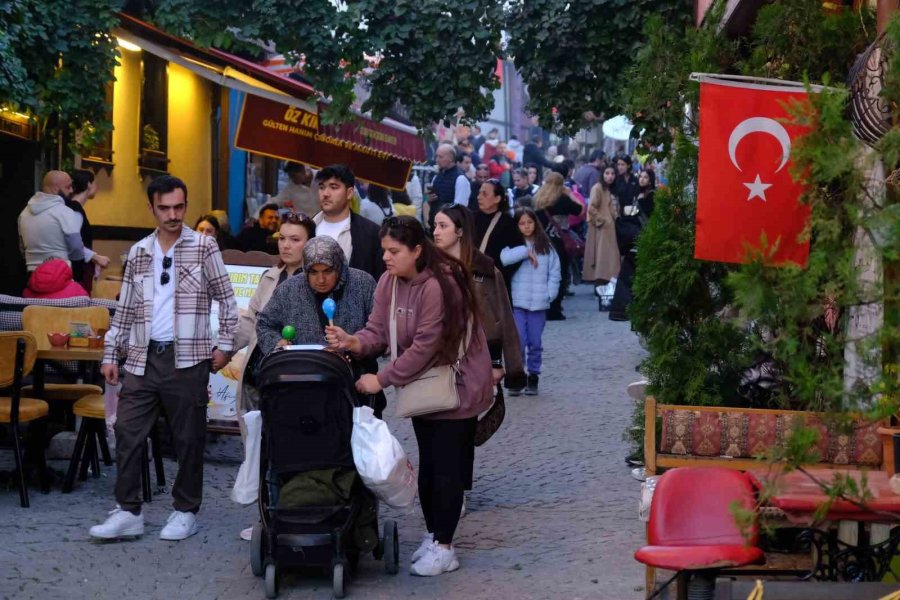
[689,72,833,93]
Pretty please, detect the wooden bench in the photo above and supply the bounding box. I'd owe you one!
[640,397,888,598]
[643,396,885,477]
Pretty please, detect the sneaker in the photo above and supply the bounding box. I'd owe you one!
[411,532,435,563]
[631,467,647,482]
[89,506,144,539]
[524,374,539,396]
[240,527,253,541]
[508,387,523,397]
[159,510,199,541]
[410,544,460,576]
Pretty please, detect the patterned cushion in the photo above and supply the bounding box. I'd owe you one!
[658,406,884,466]
[0,294,115,332]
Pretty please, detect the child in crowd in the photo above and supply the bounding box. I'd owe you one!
[500,208,561,396]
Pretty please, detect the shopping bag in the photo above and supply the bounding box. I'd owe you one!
[231,410,261,505]
[351,406,417,508]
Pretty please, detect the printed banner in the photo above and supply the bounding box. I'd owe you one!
[208,264,269,428]
[235,94,414,190]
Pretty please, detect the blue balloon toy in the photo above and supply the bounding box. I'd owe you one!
[322,298,336,325]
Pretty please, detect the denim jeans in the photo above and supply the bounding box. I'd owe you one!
[513,307,546,374]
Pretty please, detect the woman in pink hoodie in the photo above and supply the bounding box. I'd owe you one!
[326,215,492,577]
[23,258,89,299]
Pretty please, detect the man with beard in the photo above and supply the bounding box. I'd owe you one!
[18,170,88,274]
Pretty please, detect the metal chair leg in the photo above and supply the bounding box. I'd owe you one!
[78,435,93,481]
[89,425,101,478]
[97,422,113,466]
[63,420,89,493]
[11,422,29,508]
[150,426,166,490]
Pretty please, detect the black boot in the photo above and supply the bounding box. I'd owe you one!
[524,373,539,396]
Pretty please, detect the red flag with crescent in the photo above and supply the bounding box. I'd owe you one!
[694,79,812,267]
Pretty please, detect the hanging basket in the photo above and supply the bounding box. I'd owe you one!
[847,35,894,148]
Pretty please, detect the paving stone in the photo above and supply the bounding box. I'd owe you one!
[0,284,647,600]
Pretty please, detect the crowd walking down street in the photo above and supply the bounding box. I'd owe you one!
[0,286,647,600]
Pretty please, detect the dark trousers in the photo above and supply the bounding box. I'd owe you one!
[114,345,210,514]
[549,237,570,316]
[413,417,476,544]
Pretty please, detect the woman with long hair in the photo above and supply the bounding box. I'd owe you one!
[582,167,620,284]
[433,205,525,512]
[500,208,561,395]
[532,172,584,320]
[325,216,493,577]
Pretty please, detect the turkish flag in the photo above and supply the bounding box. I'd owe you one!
[695,80,812,267]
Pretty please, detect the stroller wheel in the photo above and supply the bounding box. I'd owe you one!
[264,563,278,599]
[332,562,346,599]
[250,524,264,577]
[383,520,399,575]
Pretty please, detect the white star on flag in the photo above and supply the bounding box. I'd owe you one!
[743,174,772,202]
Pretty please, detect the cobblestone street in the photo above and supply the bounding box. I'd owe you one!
[1,284,647,600]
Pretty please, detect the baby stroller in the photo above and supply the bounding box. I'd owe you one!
[249,346,399,599]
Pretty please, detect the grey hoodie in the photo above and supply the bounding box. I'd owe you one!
[18,192,85,271]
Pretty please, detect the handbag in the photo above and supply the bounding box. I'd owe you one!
[474,385,505,446]
[543,210,585,258]
[389,277,472,418]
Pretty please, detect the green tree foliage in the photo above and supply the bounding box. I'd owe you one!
[623,0,884,413]
[506,0,693,134]
[147,0,503,128]
[0,0,120,145]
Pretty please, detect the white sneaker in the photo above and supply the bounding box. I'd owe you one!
[410,543,460,576]
[89,506,144,539]
[159,511,199,541]
[410,531,434,563]
[240,527,253,541]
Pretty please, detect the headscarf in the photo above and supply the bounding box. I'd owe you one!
[302,236,349,290]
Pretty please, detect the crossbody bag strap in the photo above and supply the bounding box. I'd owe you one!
[478,212,502,253]
[388,276,399,361]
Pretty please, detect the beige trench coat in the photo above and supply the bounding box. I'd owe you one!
[582,184,620,283]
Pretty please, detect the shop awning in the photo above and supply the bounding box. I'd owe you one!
[235,94,415,191]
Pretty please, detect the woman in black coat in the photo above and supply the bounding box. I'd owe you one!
[473,179,524,291]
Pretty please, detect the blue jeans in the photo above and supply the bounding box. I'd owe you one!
[513,308,546,374]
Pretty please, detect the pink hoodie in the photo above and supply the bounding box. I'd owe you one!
[24,259,89,299]
[354,270,493,420]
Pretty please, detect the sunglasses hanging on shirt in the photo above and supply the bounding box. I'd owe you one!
[160,256,172,285]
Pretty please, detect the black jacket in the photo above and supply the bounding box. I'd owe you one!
[237,224,278,254]
[348,212,385,281]
[474,210,523,290]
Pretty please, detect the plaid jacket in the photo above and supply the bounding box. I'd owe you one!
[103,225,238,375]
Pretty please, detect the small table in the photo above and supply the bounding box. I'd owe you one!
[750,468,900,581]
[37,347,105,362]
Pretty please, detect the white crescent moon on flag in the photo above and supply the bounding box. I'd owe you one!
[727,117,791,173]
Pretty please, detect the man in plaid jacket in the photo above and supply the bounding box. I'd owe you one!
[90,175,238,541]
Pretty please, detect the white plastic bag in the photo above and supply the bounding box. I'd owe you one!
[351,406,417,508]
[231,410,261,505]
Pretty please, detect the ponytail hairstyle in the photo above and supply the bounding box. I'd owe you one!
[379,216,479,362]
[436,204,476,269]
[513,207,552,256]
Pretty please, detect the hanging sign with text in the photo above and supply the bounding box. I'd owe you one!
[235,94,414,190]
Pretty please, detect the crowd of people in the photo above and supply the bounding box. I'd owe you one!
[17,123,660,580]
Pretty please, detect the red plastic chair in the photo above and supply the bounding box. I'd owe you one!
[635,467,765,599]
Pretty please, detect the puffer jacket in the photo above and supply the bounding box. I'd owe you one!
[500,242,561,312]
[23,258,88,299]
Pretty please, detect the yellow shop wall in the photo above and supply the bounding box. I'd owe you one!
[88,54,213,231]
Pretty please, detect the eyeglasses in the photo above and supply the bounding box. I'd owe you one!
[160,256,172,285]
[282,212,314,225]
[385,216,412,229]
[486,178,500,184]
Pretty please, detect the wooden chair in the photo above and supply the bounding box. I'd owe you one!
[91,278,122,301]
[20,305,109,401]
[222,249,280,267]
[0,331,49,507]
[63,394,166,503]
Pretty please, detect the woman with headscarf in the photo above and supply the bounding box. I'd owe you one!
[255,236,382,413]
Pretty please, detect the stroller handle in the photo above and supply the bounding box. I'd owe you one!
[271,374,333,384]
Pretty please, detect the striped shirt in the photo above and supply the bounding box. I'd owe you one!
[103,225,238,375]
